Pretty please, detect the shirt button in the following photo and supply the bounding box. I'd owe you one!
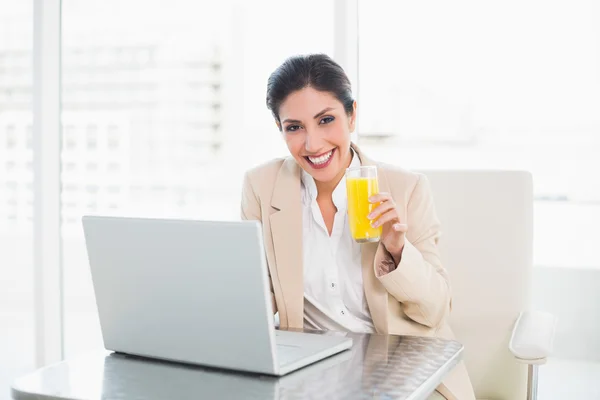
[340,310,345,316]
[331,282,336,289]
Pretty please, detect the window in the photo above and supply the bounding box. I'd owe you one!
[60,0,334,357]
[6,181,17,190]
[6,125,17,148]
[107,162,119,172]
[84,185,99,194]
[63,184,77,193]
[107,124,119,149]
[63,124,76,149]
[358,0,600,269]
[86,124,98,150]
[107,138,119,149]
[0,0,34,392]
[25,125,32,148]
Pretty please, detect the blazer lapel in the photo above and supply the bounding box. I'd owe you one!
[353,143,391,334]
[269,158,304,329]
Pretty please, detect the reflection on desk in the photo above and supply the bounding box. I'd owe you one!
[12,332,463,400]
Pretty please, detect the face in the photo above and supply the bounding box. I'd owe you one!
[277,86,356,185]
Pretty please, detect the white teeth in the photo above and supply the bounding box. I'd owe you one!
[308,150,333,165]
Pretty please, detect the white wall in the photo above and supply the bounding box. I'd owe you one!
[533,267,600,362]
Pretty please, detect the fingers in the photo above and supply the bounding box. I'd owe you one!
[368,192,395,220]
[392,223,408,233]
[368,193,407,231]
[367,199,395,221]
[368,192,392,204]
[371,209,399,228]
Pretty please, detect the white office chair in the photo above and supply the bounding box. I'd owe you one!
[420,170,557,400]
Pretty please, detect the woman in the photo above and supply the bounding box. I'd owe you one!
[241,54,475,400]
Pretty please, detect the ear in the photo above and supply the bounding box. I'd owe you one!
[348,101,358,132]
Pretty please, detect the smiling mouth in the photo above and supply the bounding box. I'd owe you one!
[305,148,335,165]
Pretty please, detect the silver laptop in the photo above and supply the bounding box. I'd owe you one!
[82,215,352,376]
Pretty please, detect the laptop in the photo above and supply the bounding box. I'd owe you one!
[82,215,353,376]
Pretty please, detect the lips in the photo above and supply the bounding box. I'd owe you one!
[304,148,336,170]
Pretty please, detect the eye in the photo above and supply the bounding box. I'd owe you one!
[285,125,302,132]
[320,116,335,125]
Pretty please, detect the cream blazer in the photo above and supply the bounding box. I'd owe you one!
[240,143,475,400]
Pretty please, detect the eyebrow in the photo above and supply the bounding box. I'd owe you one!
[281,107,336,125]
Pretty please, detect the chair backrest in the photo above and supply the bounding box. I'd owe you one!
[419,170,533,399]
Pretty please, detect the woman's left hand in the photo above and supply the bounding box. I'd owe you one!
[368,193,408,264]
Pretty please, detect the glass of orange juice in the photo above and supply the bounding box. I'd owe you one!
[346,166,382,243]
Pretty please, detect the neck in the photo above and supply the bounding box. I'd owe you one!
[315,148,353,197]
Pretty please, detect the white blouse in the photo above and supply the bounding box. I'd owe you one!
[300,150,375,333]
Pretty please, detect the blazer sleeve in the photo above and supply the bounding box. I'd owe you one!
[240,172,278,315]
[374,174,451,328]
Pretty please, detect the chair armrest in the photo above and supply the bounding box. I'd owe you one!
[509,311,557,364]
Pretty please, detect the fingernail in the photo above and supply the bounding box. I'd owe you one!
[371,221,378,228]
[367,212,374,219]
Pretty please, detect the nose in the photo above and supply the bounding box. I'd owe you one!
[304,128,326,154]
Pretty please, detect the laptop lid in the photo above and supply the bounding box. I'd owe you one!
[82,216,279,374]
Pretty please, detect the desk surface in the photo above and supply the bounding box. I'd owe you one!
[12,332,462,400]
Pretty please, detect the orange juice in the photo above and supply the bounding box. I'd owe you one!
[346,177,382,242]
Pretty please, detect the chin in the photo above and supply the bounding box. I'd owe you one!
[311,169,340,184]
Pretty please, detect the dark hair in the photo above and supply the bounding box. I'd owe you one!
[266,54,354,127]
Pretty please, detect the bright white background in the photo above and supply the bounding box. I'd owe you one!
[1,0,599,397]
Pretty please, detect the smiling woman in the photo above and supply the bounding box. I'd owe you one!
[266,54,356,192]
[278,88,355,191]
[240,54,476,400]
